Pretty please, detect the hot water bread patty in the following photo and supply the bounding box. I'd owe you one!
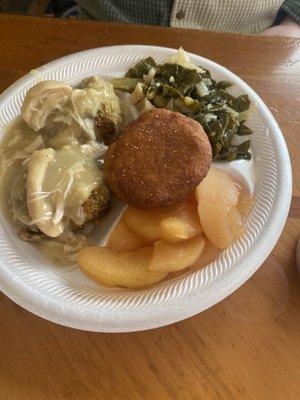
[104,109,212,209]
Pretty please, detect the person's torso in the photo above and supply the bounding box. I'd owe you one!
[171,0,284,34]
[77,0,284,34]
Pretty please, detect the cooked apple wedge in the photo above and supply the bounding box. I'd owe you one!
[148,235,205,272]
[123,203,202,243]
[236,192,253,217]
[160,204,202,241]
[106,218,148,251]
[228,207,245,239]
[191,239,219,269]
[77,246,167,288]
[196,168,244,249]
[122,207,166,242]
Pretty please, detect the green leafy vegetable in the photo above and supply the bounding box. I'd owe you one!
[236,140,251,160]
[216,80,233,90]
[236,94,251,112]
[125,57,157,78]
[237,121,253,136]
[172,97,201,114]
[157,63,201,95]
[153,95,168,108]
[111,78,143,92]
[112,56,253,162]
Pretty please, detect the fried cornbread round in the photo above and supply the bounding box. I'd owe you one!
[104,109,212,209]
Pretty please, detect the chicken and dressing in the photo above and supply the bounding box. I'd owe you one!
[0,77,121,264]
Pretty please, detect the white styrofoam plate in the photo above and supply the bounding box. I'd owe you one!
[0,46,292,332]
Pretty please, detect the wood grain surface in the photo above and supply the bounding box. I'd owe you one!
[0,14,299,400]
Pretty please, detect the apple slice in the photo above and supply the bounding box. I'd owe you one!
[123,203,202,243]
[191,239,219,269]
[148,235,206,272]
[228,207,245,239]
[237,192,253,217]
[77,246,167,289]
[196,168,244,249]
[122,207,165,243]
[106,218,148,251]
[160,204,202,242]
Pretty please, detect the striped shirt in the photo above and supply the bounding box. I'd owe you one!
[77,0,300,34]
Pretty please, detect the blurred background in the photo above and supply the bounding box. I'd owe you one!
[0,0,79,18]
[0,1,299,37]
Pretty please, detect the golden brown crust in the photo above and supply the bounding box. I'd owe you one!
[20,230,44,242]
[104,108,212,209]
[82,184,110,224]
[95,113,119,145]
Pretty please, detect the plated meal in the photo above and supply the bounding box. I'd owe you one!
[0,45,292,331]
[1,49,254,289]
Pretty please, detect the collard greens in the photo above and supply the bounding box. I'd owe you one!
[112,57,253,161]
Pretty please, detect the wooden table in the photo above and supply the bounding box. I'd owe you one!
[0,14,299,400]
